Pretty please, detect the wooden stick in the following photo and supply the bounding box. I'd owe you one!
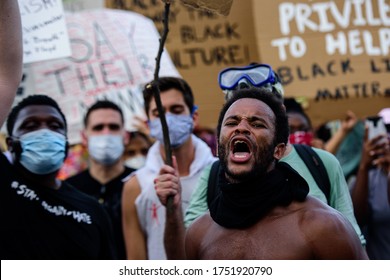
[145,1,175,212]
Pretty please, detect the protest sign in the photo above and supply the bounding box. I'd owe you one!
[28,8,180,144]
[180,0,234,16]
[107,0,389,128]
[253,0,390,126]
[105,0,260,130]
[18,0,71,63]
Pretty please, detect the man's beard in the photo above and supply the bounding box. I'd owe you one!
[218,139,276,183]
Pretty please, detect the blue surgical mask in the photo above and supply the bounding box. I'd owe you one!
[88,134,124,165]
[18,129,67,175]
[149,113,193,148]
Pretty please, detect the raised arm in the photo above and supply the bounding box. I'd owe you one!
[350,128,389,225]
[0,0,23,127]
[121,176,147,259]
[324,111,358,154]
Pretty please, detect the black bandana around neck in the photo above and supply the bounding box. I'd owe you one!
[209,162,309,229]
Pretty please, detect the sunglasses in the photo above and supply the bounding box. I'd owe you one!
[218,64,277,90]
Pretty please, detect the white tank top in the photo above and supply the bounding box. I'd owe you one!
[135,135,216,259]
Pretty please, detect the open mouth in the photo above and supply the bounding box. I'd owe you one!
[231,139,251,161]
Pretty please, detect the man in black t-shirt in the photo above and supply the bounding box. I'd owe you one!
[66,101,135,259]
[1,93,117,259]
[4,1,118,260]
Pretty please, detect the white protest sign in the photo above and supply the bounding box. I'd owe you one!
[29,8,180,144]
[18,0,71,64]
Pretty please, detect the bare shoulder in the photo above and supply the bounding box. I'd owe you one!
[122,175,141,203]
[299,197,353,235]
[300,196,344,221]
[187,213,213,235]
[299,196,367,259]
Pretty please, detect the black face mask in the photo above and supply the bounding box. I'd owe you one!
[209,162,309,229]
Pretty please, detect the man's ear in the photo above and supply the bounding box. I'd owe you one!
[123,130,130,146]
[273,143,286,160]
[192,110,199,128]
[81,130,88,147]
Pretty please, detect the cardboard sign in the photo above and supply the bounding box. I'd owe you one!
[253,0,390,126]
[18,0,72,63]
[29,9,180,144]
[107,0,389,128]
[105,0,260,130]
[181,0,234,16]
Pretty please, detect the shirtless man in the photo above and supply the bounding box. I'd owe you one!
[156,87,367,259]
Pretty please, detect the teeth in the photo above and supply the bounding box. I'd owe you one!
[234,153,247,158]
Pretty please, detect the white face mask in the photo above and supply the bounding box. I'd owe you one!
[124,155,146,169]
[88,134,124,166]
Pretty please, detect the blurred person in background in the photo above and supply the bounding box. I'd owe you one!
[324,110,360,154]
[350,108,390,259]
[2,1,118,259]
[193,126,217,156]
[317,111,364,183]
[2,95,116,259]
[123,131,152,170]
[65,100,134,259]
[283,97,325,149]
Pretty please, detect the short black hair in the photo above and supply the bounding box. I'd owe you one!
[7,94,67,136]
[142,77,194,118]
[84,100,124,127]
[217,87,289,146]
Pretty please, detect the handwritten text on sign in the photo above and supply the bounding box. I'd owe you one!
[112,1,252,70]
[18,0,71,63]
[258,0,390,101]
[272,0,390,60]
[30,9,180,144]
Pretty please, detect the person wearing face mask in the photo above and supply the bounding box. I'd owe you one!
[1,95,117,259]
[122,131,152,170]
[121,77,217,259]
[283,97,325,149]
[65,100,134,259]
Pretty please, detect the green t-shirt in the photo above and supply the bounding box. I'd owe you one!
[184,146,366,246]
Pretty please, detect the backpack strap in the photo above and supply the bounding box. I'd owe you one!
[293,144,331,204]
[207,160,220,209]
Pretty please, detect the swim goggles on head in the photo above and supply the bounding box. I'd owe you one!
[218,64,284,97]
